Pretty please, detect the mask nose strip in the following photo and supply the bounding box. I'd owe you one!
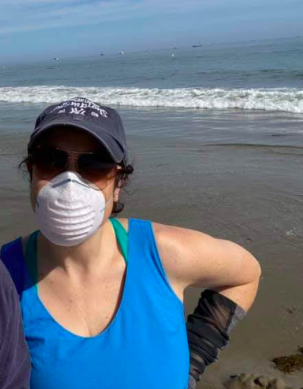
[52,178,72,189]
[52,178,90,189]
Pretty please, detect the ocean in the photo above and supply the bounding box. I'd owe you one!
[1,36,303,113]
[1,37,303,388]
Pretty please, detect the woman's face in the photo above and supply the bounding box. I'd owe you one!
[29,127,120,222]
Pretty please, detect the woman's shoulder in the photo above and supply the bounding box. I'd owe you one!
[151,222,213,254]
[119,218,213,267]
[116,218,211,245]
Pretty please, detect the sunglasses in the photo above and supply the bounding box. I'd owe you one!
[28,146,117,188]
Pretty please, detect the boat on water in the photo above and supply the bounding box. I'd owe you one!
[192,44,202,48]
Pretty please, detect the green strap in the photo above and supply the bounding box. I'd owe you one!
[109,218,129,264]
[25,230,39,288]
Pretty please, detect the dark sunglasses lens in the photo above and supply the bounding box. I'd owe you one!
[31,147,67,177]
[52,149,68,168]
[78,154,114,170]
[78,154,116,186]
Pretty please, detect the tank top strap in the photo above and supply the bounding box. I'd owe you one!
[128,218,180,302]
[0,237,26,297]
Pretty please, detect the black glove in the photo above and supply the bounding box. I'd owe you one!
[187,290,246,383]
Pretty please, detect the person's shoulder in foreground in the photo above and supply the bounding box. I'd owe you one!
[0,259,31,389]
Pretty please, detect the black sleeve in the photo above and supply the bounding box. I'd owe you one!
[0,260,31,389]
[187,289,246,383]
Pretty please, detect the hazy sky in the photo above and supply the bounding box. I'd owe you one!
[1,0,303,63]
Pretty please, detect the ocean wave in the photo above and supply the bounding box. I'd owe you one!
[1,86,303,113]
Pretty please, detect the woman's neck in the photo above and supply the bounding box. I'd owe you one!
[37,219,117,275]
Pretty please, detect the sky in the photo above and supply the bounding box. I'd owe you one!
[0,0,303,64]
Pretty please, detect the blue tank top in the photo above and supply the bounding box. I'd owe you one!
[1,219,190,389]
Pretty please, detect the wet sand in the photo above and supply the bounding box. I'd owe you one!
[1,107,303,388]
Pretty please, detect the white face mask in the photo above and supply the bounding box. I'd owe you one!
[34,171,112,247]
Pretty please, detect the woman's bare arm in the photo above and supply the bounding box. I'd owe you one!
[153,223,261,308]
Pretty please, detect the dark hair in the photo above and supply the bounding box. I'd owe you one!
[19,152,134,217]
[111,164,134,215]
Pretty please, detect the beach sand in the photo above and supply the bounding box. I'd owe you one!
[1,107,303,388]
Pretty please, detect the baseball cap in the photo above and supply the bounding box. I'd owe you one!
[28,97,128,166]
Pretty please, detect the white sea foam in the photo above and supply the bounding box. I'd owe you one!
[1,86,303,113]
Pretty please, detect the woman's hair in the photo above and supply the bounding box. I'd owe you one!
[111,164,134,215]
[19,141,134,216]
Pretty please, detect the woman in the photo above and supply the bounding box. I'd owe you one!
[1,97,261,389]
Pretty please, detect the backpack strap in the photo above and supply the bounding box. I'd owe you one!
[0,238,26,297]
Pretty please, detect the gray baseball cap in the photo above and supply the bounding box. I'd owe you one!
[29,97,129,166]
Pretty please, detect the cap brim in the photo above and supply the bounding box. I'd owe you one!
[29,119,126,165]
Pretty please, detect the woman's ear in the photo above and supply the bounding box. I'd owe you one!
[113,187,121,202]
